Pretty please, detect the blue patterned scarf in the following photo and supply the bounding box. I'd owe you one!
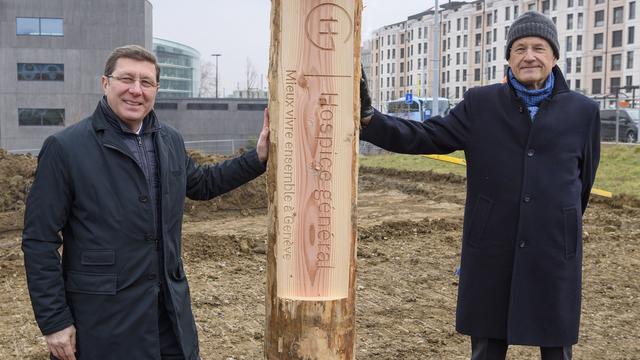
[508,68,554,121]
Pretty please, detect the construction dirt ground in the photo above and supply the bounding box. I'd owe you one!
[0,149,638,359]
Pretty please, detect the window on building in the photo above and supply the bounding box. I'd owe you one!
[18,108,64,126]
[613,7,624,24]
[17,63,64,81]
[612,30,623,47]
[576,57,582,73]
[464,18,468,31]
[594,33,604,49]
[594,10,604,27]
[464,35,468,47]
[626,75,633,87]
[610,77,621,92]
[400,48,404,58]
[593,56,603,72]
[631,2,637,20]
[463,52,468,65]
[566,36,573,52]
[595,0,605,4]
[238,103,267,111]
[567,14,573,30]
[577,13,584,29]
[575,79,581,90]
[514,6,519,18]
[568,0,574,7]
[456,53,460,65]
[528,3,535,11]
[567,58,572,73]
[487,13,493,26]
[592,79,602,94]
[16,17,63,36]
[542,0,550,14]
[457,36,461,48]
[577,35,583,51]
[474,68,480,81]
[475,51,480,64]
[463,69,467,81]
[611,54,622,70]
[506,7,511,20]
[400,62,404,73]
[186,103,228,110]
[476,15,482,29]
[475,33,481,46]
[628,51,634,69]
[629,26,635,44]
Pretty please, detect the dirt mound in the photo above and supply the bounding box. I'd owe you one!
[0,150,36,212]
[360,166,466,184]
[591,193,640,209]
[183,150,267,221]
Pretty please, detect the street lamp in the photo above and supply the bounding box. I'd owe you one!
[211,53,222,98]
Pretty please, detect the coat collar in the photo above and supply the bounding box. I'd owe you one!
[91,96,162,135]
[504,65,569,103]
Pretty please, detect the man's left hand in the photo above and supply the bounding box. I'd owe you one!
[257,108,270,163]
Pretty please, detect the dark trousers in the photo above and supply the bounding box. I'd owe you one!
[159,288,184,360]
[471,337,572,360]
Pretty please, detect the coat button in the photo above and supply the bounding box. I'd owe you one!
[519,107,524,113]
[523,196,531,203]
[527,149,535,157]
[519,242,526,248]
[147,273,157,280]
[139,195,149,203]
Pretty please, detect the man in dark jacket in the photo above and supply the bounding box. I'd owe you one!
[22,45,270,360]
[359,12,600,360]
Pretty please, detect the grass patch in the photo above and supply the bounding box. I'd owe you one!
[359,145,640,198]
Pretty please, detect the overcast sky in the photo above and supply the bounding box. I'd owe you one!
[148,0,435,96]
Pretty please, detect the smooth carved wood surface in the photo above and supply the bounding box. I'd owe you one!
[266,0,361,358]
[272,0,358,300]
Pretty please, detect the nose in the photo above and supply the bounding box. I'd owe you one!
[128,81,143,94]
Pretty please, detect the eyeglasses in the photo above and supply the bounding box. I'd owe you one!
[510,45,551,57]
[107,75,159,89]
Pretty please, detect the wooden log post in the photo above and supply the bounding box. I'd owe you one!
[266,0,361,359]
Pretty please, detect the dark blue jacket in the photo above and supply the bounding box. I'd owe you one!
[361,67,600,346]
[22,103,265,359]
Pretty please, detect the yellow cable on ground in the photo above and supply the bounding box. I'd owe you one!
[423,155,613,198]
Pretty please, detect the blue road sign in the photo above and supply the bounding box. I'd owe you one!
[405,92,413,104]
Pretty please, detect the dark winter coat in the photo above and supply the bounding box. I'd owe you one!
[22,103,266,359]
[360,67,600,346]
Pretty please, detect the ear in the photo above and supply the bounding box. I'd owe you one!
[101,75,110,93]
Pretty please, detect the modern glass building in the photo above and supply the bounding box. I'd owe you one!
[153,38,201,98]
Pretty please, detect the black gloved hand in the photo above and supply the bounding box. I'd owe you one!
[360,67,374,121]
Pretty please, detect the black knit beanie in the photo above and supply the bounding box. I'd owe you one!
[505,11,559,60]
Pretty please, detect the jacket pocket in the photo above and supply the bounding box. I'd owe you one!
[80,250,115,266]
[563,207,579,258]
[467,195,494,248]
[172,260,186,281]
[65,271,117,295]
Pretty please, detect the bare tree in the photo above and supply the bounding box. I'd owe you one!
[245,58,258,91]
[199,60,216,97]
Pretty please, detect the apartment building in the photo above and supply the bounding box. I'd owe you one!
[368,0,640,107]
[0,0,152,151]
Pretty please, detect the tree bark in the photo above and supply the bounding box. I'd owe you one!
[265,0,361,358]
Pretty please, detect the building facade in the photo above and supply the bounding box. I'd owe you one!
[153,38,201,99]
[368,0,640,108]
[0,0,152,151]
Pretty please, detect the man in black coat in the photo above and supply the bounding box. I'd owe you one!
[359,12,600,360]
[22,45,270,360]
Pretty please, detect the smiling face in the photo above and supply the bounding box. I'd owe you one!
[508,36,557,90]
[101,58,158,131]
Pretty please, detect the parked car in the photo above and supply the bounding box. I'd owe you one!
[599,109,639,143]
